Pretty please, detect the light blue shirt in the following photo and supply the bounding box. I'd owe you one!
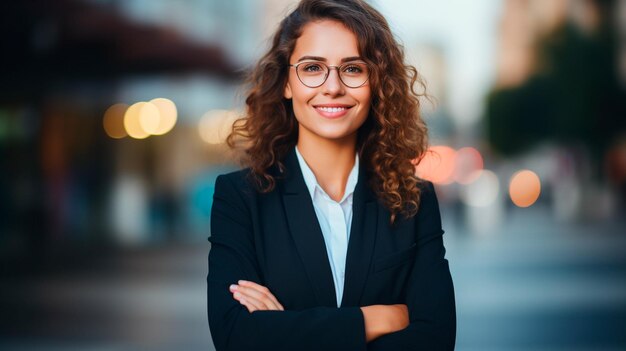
[295,146,359,307]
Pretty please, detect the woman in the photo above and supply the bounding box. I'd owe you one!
[207,0,456,350]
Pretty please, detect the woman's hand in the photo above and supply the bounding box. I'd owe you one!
[229,280,285,313]
[360,304,409,342]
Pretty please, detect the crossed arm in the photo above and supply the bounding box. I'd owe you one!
[229,279,409,342]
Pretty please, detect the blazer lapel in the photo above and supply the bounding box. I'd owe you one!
[341,162,378,307]
[280,148,337,307]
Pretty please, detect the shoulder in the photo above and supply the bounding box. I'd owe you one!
[414,179,444,243]
[214,166,285,200]
[417,179,436,193]
[216,168,253,189]
[212,166,284,222]
[415,179,439,214]
[213,168,259,204]
[418,179,438,206]
[211,169,258,229]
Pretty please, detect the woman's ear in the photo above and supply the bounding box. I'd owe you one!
[284,82,293,99]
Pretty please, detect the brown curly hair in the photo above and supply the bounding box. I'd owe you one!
[227,0,429,223]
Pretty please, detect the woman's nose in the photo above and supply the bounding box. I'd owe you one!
[322,68,345,96]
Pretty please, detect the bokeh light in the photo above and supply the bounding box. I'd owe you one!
[149,98,177,135]
[454,147,484,184]
[138,102,161,135]
[199,110,239,144]
[103,103,128,139]
[509,169,541,207]
[124,102,151,139]
[415,145,457,184]
[460,169,500,207]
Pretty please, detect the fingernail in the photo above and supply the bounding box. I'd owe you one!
[229,284,237,291]
[238,280,246,285]
[234,292,241,299]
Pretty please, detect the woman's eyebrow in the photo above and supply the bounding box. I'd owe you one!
[296,55,363,63]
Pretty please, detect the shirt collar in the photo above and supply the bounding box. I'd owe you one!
[295,145,359,203]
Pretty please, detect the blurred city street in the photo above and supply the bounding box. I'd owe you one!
[1,205,625,351]
[1,0,625,350]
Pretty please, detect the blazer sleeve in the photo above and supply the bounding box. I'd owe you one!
[367,181,457,351]
[207,174,367,351]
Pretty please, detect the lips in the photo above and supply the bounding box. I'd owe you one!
[313,104,353,119]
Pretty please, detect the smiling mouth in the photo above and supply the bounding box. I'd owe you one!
[317,106,348,113]
[313,105,354,118]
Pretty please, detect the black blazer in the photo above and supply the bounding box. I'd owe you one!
[207,147,456,351]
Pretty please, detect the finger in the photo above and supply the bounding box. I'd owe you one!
[237,286,279,310]
[233,283,280,310]
[234,287,280,310]
[235,281,284,310]
[238,297,256,313]
[231,291,257,312]
[238,281,284,311]
[235,291,267,311]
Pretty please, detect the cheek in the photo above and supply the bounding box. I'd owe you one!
[356,88,372,114]
[290,82,316,106]
[356,92,372,127]
[289,84,311,122]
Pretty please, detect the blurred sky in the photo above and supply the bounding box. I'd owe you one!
[378,0,502,129]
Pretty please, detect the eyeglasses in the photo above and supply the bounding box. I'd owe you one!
[288,61,370,88]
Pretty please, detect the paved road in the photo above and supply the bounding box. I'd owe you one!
[1,206,624,350]
[446,206,626,350]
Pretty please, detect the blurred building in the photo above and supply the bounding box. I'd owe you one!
[0,0,271,270]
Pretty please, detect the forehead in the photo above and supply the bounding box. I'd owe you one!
[291,19,360,61]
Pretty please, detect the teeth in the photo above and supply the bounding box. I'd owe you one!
[317,107,346,113]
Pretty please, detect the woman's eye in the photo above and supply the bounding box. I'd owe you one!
[343,64,363,74]
[303,64,324,72]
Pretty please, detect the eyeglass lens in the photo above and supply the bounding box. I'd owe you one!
[296,61,369,88]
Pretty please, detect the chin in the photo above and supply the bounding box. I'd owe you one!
[316,129,357,141]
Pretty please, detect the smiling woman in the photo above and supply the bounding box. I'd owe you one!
[207,1,456,350]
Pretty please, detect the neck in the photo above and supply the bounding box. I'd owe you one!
[296,133,357,201]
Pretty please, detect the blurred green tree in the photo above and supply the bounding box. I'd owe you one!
[486,3,626,166]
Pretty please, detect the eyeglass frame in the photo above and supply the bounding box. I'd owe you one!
[288,60,371,88]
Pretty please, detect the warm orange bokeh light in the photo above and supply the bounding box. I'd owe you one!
[454,147,484,184]
[149,98,177,135]
[509,170,541,207]
[415,145,457,184]
[124,102,150,139]
[120,98,177,139]
[103,103,128,139]
[138,102,161,135]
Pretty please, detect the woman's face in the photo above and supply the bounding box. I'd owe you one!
[284,20,371,145]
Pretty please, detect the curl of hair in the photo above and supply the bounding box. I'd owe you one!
[227,0,430,224]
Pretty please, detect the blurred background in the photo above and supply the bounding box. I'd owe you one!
[1,0,625,350]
